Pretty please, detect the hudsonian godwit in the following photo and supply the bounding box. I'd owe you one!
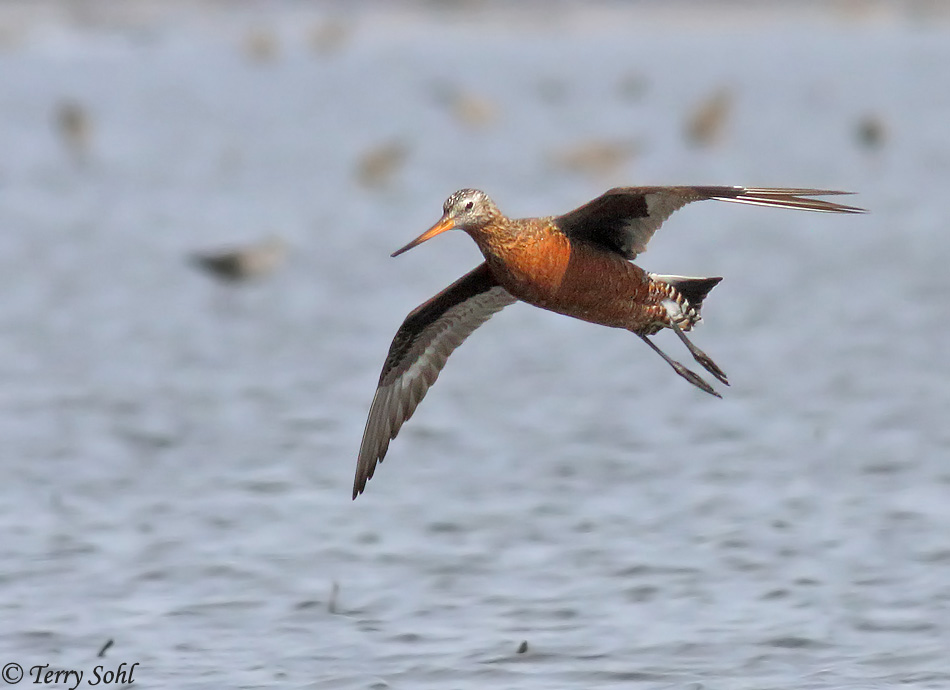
[354,186,864,497]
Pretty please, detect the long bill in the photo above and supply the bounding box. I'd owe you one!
[391,216,455,257]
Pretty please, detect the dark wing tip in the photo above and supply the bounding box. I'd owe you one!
[705,187,867,214]
[352,449,379,499]
[353,387,391,499]
[352,471,366,499]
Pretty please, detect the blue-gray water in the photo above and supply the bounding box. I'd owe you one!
[2,3,949,688]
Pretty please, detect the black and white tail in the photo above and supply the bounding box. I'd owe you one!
[651,274,722,330]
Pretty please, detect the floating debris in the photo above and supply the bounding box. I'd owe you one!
[685,87,733,147]
[97,638,114,658]
[356,141,408,189]
[190,236,286,283]
[517,640,528,654]
[328,580,340,614]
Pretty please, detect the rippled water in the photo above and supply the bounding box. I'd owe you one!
[2,3,950,688]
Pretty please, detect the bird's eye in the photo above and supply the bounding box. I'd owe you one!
[464,201,474,211]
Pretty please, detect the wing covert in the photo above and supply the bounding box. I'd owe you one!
[554,186,864,260]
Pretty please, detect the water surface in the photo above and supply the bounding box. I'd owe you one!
[1,3,949,688]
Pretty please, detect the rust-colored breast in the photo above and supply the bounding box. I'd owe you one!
[483,223,659,331]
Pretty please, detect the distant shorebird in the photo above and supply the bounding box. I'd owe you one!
[55,100,92,162]
[190,237,286,283]
[354,186,864,497]
[685,87,733,147]
[356,141,408,189]
[552,139,639,177]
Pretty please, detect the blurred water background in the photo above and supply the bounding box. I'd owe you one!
[1,1,949,688]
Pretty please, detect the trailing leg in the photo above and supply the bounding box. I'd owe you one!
[669,321,729,385]
[638,334,721,398]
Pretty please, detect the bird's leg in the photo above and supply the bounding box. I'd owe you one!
[638,334,721,398]
[668,322,729,385]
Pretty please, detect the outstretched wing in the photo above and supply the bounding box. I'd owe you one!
[354,262,516,498]
[554,186,865,260]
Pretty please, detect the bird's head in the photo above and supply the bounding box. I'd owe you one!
[392,189,499,257]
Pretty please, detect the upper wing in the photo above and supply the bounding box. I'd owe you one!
[554,186,865,260]
[353,262,516,498]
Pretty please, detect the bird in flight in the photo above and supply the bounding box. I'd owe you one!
[354,186,864,497]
